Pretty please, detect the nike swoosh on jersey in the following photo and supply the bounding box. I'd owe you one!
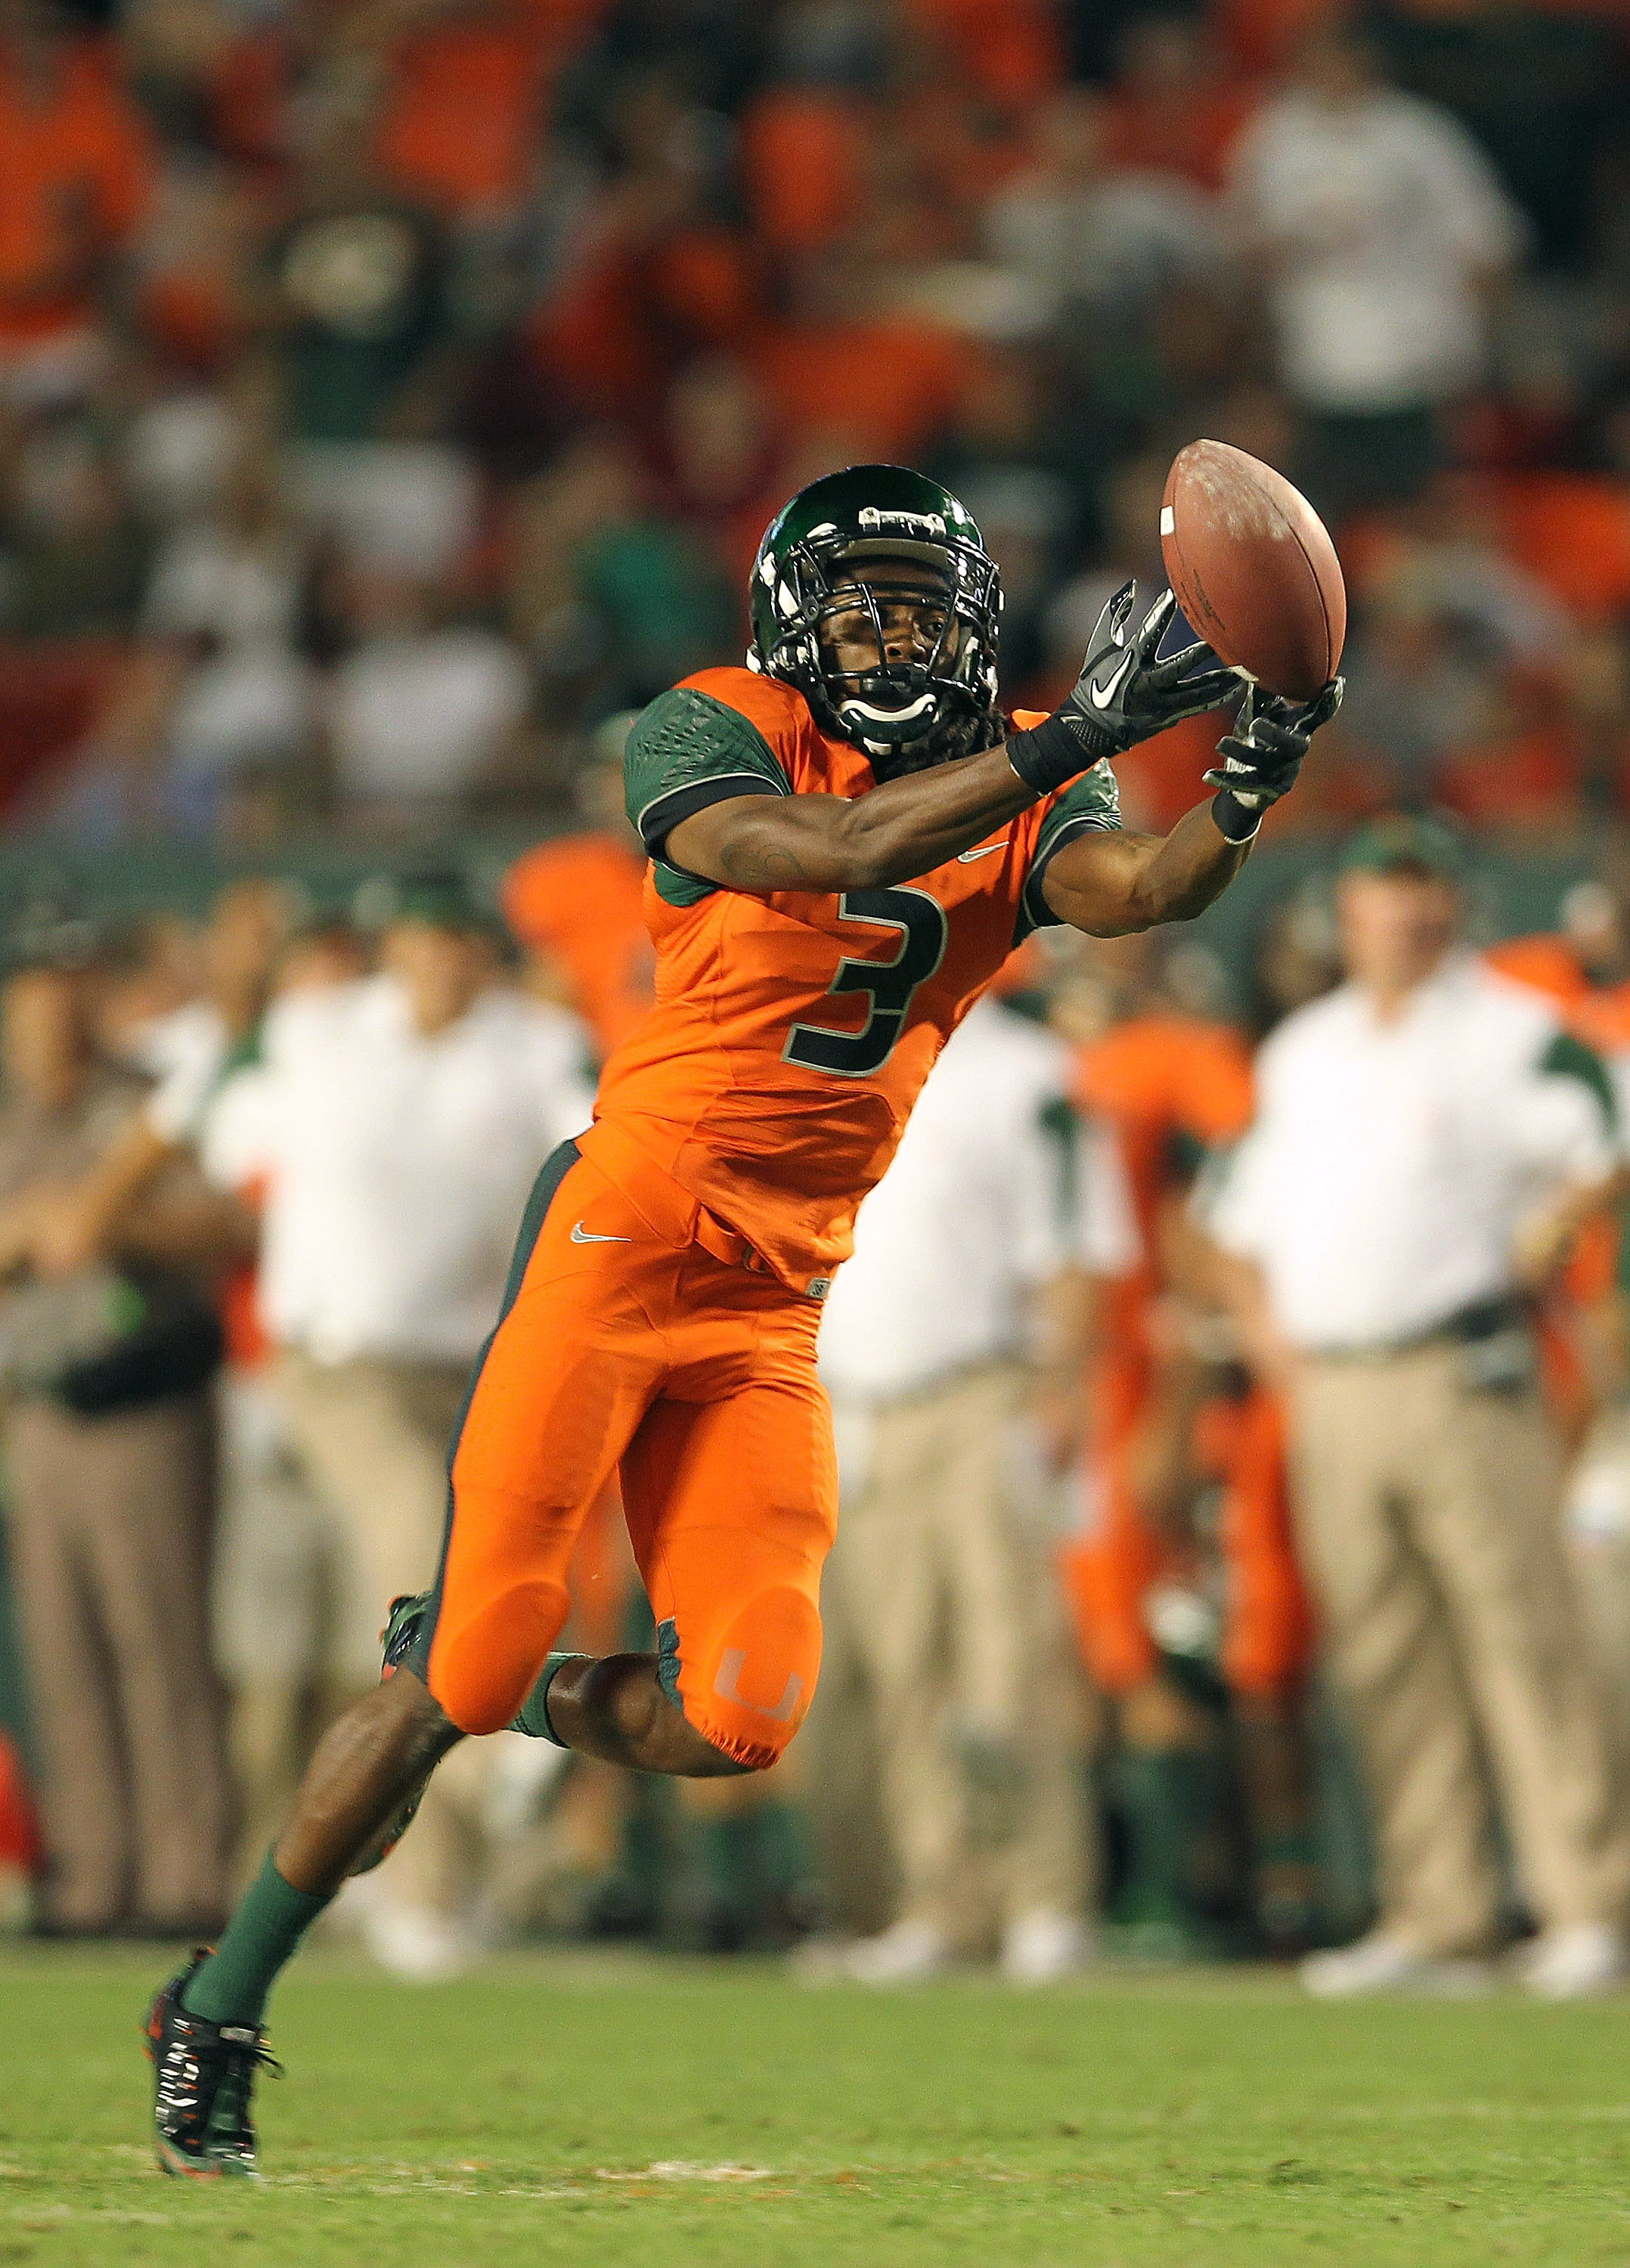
[1088,649,1134,709]
[956,839,1011,863]
[570,1222,631,1244]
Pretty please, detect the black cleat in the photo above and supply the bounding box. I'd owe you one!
[350,1591,432,1876]
[144,1950,280,2179]
[380,1589,429,1679]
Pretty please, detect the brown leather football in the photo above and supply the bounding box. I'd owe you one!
[1161,440,1346,701]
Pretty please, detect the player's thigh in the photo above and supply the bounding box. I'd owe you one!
[621,1371,838,1771]
[425,1145,668,1733]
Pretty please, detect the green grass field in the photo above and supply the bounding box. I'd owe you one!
[3,1945,1629,2267]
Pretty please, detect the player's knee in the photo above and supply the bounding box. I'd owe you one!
[428,1576,572,1736]
[680,1583,823,1771]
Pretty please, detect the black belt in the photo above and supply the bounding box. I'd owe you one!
[1310,1293,1531,1364]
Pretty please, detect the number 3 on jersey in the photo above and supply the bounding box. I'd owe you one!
[783,888,950,1078]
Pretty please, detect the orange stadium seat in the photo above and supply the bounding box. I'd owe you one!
[1435,724,1582,832]
[1493,474,1630,623]
[751,316,979,467]
[899,0,1065,108]
[376,24,550,215]
[1216,0,1337,71]
[0,33,153,355]
[739,89,866,255]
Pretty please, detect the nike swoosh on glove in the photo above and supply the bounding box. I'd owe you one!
[1204,678,1343,843]
[1008,584,1239,795]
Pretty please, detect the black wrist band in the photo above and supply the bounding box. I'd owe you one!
[1007,710,1108,795]
[1210,788,1263,844]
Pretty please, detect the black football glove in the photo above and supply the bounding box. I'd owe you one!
[1204,678,1343,842]
[1008,583,1239,795]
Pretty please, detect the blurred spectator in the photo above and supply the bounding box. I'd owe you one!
[260,81,482,581]
[928,345,1089,693]
[0,417,150,640]
[502,713,654,1060]
[327,561,530,824]
[1207,816,1630,1999]
[1241,881,1341,1043]
[751,244,979,469]
[265,94,463,454]
[8,878,293,1279]
[814,996,1125,1982]
[1053,934,1315,1954]
[138,445,315,837]
[1374,0,1626,276]
[1230,22,1527,518]
[0,0,154,408]
[1339,473,1579,813]
[200,909,366,1880]
[206,874,593,1971]
[533,63,758,428]
[0,940,238,1935]
[1103,13,1255,196]
[659,354,783,598]
[1491,878,1630,1126]
[504,430,735,717]
[984,86,1226,327]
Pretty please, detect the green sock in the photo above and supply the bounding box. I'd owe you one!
[510,1653,590,1745]
[181,1852,333,2028]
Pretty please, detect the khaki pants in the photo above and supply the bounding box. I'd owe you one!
[5,1390,229,1929]
[270,1349,478,1919]
[1292,1345,1630,1954]
[270,1350,470,1687]
[825,1362,1088,1946]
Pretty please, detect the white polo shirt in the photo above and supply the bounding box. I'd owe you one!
[1209,954,1614,1352]
[139,999,232,1147]
[1229,87,1525,414]
[203,974,594,1365]
[818,998,1138,1402]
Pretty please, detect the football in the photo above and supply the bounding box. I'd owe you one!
[1160,440,1346,702]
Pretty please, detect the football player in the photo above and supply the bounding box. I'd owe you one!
[146,464,1340,2174]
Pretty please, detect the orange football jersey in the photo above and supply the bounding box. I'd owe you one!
[579,665,1120,1292]
[1074,1013,1256,1253]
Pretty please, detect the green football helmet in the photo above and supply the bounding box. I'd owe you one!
[747,464,1002,778]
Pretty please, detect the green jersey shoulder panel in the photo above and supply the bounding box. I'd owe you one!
[1016,761,1123,940]
[624,686,793,907]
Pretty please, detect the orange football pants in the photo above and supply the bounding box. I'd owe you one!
[1062,1349,1311,1702]
[420,1139,837,1769]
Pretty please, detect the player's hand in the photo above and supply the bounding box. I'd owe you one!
[1009,584,1238,795]
[1204,677,1343,844]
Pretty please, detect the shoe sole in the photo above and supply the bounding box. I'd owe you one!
[153,2131,257,2180]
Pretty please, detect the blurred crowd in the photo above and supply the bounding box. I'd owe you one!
[0,0,1626,849]
[2,0,1630,1990]
[1,816,1630,1999]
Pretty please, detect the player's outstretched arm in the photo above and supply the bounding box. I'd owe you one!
[667,739,1040,895]
[1039,680,1342,937]
[668,584,1238,897]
